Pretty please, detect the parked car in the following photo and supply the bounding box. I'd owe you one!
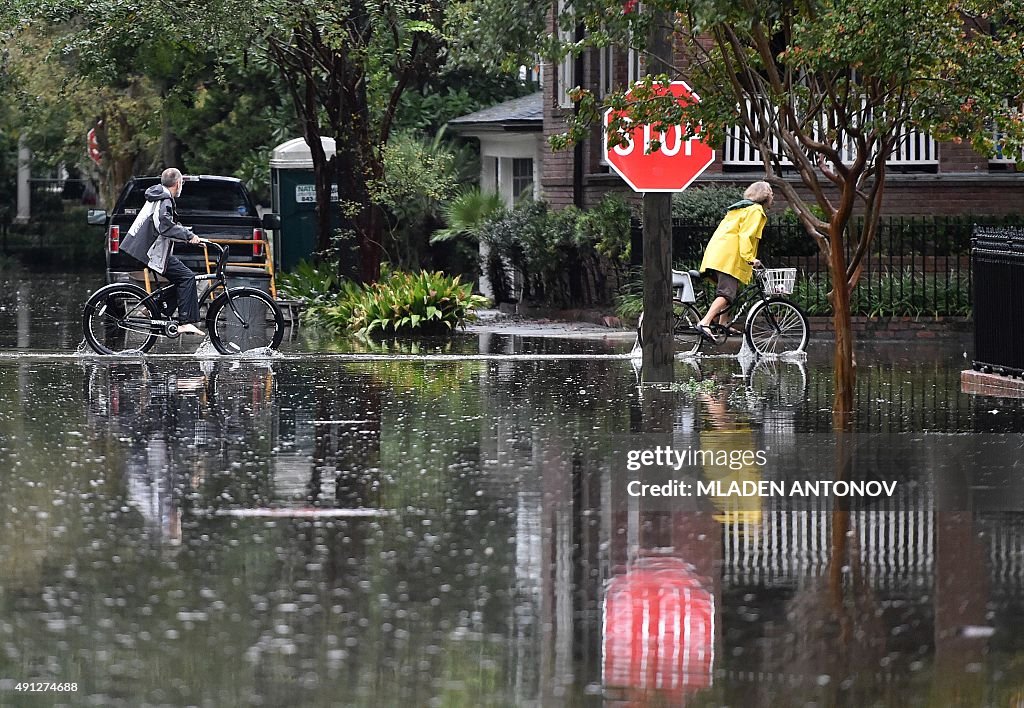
[87,175,280,284]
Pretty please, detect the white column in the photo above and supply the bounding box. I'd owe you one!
[16,133,31,224]
[497,157,513,207]
[478,156,498,300]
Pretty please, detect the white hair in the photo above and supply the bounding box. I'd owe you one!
[160,168,183,188]
[744,181,774,205]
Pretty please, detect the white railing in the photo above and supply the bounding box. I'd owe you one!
[986,517,1024,591]
[989,126,1024,164]
[721,481,936,590]
[723,117,939,167]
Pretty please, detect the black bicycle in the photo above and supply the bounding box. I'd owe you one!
[640,266,810,356]
[83,240,285,355]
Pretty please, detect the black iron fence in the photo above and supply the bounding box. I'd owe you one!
[632,215,1024,317]
[2,180,102,268]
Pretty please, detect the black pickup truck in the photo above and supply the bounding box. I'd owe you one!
[88,175,279,284]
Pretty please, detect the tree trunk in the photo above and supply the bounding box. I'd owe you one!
[335,130,384,283]
[301,128,333,256]
[828,220,855,426]
[358,204,383,283]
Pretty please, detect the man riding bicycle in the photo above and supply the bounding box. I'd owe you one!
[119,168,204,336]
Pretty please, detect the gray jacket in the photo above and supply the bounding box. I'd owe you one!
[120,184,193,274]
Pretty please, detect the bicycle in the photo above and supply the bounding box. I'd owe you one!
[638,266,810,356]
[82,240,285,355]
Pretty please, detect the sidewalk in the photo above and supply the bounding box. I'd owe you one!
[467,309,636,339]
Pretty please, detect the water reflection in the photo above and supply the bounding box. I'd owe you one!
[1,353,1023,705]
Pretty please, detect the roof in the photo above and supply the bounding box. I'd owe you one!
[130,175,242,183]
[270,137,338,169]
[447,93,543,132]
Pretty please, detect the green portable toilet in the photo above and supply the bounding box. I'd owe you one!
[270,137,339,272]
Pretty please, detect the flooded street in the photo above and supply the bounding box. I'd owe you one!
[2,273,1024,706]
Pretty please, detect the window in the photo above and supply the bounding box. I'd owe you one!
[598,43,615,98]
[120,178,253,215]
[626,3,644,86]
[512,158,534,200]
[556,1,575,108]
[627,47,642,86]
[520,61,541,86]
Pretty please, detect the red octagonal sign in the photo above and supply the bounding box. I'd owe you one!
[604,81,715,193]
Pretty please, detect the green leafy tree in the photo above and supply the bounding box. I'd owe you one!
[1,1,298,208]
[372,129,458,269]
[546,0,1024,420]
[1,24,164,207]
[187,0,454,283]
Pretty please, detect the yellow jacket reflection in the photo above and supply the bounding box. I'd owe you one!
[699,394,762,527]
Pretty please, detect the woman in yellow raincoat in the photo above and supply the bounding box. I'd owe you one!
[696,181,774,339]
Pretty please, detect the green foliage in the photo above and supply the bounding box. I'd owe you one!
[432,189,506,243]
[396,70,536,135]
[307,270,489,336]
[175,64,299,204]
[671,185,743,222]
[670,377,722,396]
[373,129,458,269]
[479,195,632,306]
[0,253,23,273]
[276,260,339,307]
[444,0,550,72]
[576,194,633,261]
[3,5,298,209]
[613,267,644,321]
[790,270,972,317]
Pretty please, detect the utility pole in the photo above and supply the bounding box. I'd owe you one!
[640,9,674,383]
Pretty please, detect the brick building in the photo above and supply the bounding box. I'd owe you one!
[450,35,1024,218]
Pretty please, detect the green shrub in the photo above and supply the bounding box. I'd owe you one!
[373,129,458,269]
[575,195,633,262]
[614,267,644,322]
[671,185,743,222]
[277,260,339,306]
[790,269,971,317]
[309,270,489,336]
[480,195,631,306]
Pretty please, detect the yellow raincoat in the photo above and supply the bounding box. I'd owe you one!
[699,201,767,285]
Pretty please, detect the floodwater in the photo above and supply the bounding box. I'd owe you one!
[2,272,1024,706]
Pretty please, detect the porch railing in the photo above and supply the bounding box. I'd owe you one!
[723,121,938,167]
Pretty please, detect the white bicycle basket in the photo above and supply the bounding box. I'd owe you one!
[758,268,797,295]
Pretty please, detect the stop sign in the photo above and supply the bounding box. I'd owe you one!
[604,81,715,192]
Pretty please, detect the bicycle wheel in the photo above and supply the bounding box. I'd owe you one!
[82,284,160,355]
[746,357,808,408]
[673,302,703,356]
[744,297,809,355]
[206,287,284,354]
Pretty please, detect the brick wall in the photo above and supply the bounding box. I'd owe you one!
[809,315,972,340]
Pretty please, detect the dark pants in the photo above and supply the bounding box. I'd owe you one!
[161,256,200,324]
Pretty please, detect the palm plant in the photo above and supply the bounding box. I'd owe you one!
[430,189,505,244]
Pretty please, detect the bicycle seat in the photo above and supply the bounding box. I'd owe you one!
[689,269,703,282]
